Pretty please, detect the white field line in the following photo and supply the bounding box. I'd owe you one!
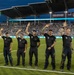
[0,66,74,75]
[0,44,45,55]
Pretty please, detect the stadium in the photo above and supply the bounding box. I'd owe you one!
[0,0,74,75]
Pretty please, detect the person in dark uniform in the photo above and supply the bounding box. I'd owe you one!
[59,22,73,71]
[41,24,56,70]
[16,29,27,66]
[0,28,13,66]
[25,23,40,67]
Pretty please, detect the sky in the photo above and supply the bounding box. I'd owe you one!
[0,0,74,22]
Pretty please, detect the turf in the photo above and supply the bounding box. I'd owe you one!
[0,38,74,75]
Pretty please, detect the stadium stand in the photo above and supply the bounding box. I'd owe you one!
[0,22,74,36]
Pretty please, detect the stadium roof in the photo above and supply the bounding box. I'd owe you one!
[0,0,74,18]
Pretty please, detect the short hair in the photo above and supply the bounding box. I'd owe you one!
[32,30,37,32]
[5,32,9,34]
[67,28,71,30]
[49,29,53,31]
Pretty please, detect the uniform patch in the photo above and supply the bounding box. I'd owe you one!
[20,40,21,41]
[47,37,49,39]
[66,37,68,39]
[31,36,33,38]
[5,38,6,40]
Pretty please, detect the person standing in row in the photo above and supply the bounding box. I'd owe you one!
[41,24,56,70]
[0,28,13,66]
[25,23,40,67]
[59,22,73,71]
[16,29,27,66]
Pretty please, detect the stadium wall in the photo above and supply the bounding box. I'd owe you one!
[0,36,73,38]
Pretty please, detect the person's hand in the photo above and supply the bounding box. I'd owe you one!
[48,47,51,50]
[10,48,12,52]
[18,29,22,32]
[24,50,26,53]
[59,28,64,32]
[71,48,74,51]
[0,28,4,31]
[63,22,67,27]
[27,22,30,27]
[45,24,50,28]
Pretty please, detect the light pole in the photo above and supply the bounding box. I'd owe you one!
[34,15,36,25]
[49,11,52,23]
[64,10,68,22]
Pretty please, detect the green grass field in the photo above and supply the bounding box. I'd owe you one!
[0,38,74,75]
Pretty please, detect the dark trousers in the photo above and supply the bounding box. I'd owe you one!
[17,49,25,66]
[44,48,55,69]
[3,48,13,65]
[60,48,72,70]
[29,47,38,66]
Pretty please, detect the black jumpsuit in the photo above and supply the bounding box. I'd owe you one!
[28,33,40,66]
[60,35,72,70]
[16,37,27,66]
[2,36,13,66]
[44,33,56,70]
